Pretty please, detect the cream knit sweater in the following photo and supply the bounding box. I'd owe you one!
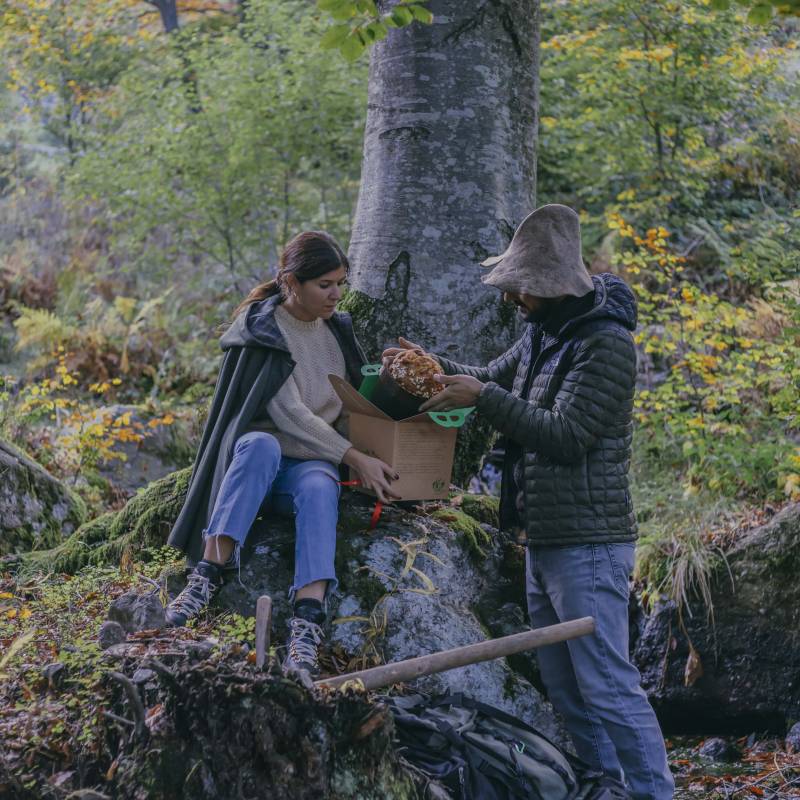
[248,304,352,465]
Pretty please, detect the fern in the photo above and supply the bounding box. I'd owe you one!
[13,307,76,363]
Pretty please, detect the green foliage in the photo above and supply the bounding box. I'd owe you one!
[14,292,173,377]
[1,351,180,511]
[538,0,799,239]
[71,0,367,290]
[614,216,800,501]
[712,0,800,22]
[317,0,433,61]
[209,612,257,650]
[0,0,147,151]
[8,289,219,401]
[631,456,738,621]
[538,0,799,614]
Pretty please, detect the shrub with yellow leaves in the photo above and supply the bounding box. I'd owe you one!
[616,216,799,500]
[0,351,176,511]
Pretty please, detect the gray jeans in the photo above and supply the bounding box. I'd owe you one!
[526,543,674,800]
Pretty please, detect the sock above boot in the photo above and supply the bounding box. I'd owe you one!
[293,597,325,625]
[195,559,223,585]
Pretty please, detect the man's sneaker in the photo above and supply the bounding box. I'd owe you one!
[283,598,326,678]
[165,560,222,627]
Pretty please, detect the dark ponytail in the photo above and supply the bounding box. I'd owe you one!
[233,231,349,318]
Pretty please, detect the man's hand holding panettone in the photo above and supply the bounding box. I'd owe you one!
[381,336,438,370]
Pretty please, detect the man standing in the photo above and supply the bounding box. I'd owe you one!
[383,205,674,800]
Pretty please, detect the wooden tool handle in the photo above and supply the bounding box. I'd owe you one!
[255,595,272,669]
[316,616,595,691]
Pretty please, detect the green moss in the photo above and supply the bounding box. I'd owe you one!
[18,467,191,576]
[458,492,500,528]
[432,507,491,559]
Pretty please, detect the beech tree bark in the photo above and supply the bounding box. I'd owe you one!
[345,0,540,364]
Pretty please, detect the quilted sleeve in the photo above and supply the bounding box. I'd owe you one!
[475,330,636,464]
[435,335,525,392]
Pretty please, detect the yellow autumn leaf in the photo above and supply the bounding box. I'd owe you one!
[784,473,800,499]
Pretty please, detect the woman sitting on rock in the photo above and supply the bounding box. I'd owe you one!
[165,231,398,676]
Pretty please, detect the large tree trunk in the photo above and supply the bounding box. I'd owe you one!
[345,0,540,364]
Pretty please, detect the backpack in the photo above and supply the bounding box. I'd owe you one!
[386,693,631,800]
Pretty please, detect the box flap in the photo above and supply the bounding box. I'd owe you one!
[329,374,393,420]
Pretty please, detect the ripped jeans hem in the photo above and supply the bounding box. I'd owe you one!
[288,576,338,613]
[202,530,245,586]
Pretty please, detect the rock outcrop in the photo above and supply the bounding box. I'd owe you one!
[17,467,191,575]
[633,503,800,733]
[218,493,561,741]
[0,438,86,555]
[20,469,561,741]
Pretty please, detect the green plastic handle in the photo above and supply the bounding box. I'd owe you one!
[426,407,475,428]
[358,364,381,399]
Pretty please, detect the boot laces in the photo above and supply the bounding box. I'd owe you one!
[169,572,214,619]
[288,617,324,669]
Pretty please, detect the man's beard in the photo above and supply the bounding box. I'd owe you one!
[522,297,560,324]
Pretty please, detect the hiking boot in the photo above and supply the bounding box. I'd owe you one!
[165,560,222,627]
[283,598,326,678]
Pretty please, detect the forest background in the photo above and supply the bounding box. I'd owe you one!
[0,0,798,795]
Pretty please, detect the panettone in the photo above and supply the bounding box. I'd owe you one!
[387,350,443,400]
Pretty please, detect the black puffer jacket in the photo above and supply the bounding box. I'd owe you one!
[438,273,638,546]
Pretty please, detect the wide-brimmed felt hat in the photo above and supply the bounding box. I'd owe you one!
[481,204,594,298]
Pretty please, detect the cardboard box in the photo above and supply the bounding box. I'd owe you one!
[329,367,474,501]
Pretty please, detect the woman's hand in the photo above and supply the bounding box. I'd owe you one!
[342,448,401,503]
[419,374,483,412]
[381,336,437,370]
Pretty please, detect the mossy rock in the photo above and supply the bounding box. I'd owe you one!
[431,507,492,558]
[18,467,191,576]
[0,439,88,556]
[455,492,501,528]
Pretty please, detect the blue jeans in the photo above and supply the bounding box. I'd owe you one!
[526,544,674,800]
[204,431,340,600]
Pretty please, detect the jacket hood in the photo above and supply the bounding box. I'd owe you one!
[219,294,289,351]
[218,294,361,363]
[561,273,638,335]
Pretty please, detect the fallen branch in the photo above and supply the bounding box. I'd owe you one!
[142,657,179,689]
[102,710,136,728]
[109,671,146,740]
